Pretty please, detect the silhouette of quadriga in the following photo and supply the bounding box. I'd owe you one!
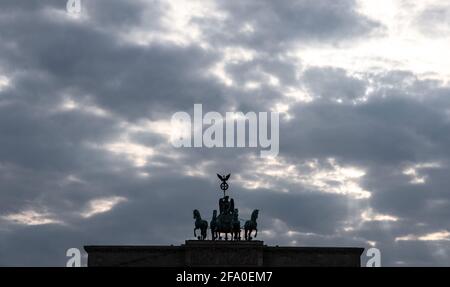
[193,173,259,241]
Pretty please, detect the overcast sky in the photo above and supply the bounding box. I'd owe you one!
[1,0,450,266]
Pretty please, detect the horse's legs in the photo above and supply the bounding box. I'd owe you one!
[255,228,257,238]
[194,228,197,237]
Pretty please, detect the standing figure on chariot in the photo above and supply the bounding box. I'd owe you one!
[219,195,234,215]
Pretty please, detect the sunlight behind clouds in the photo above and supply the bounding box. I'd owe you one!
[296,0,450,82]
[237,156,371,199]
[396,230,450,242]
[82,196,127,218]
[361,208,399,222]
[58,96,111,118]
[103,141,155,167]
[2,209,63,226]
[121,0,226,47]
[0,75,10,91]
[402,161,442,184]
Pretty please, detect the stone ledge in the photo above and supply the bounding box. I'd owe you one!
[85,241,364,267]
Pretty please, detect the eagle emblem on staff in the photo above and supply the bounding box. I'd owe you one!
[217,173,230,196]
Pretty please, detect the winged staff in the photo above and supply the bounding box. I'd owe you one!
[217,173,230,196]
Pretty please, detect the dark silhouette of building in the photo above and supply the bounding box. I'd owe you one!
[85,240,363,267]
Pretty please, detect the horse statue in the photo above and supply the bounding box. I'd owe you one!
[215,207,233,240]
[210,210,218,240]
[231,209,241,241]
[244,209,259,240]
[193,209,208,240]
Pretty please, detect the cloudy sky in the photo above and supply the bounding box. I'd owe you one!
[1,0,450,266]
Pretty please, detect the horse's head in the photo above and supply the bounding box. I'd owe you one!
[252,209,259,220]
[212,209,217,217]
[193,209,200,219]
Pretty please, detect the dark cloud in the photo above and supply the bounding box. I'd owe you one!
[303,67,367,102]
[197,0,382,51]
